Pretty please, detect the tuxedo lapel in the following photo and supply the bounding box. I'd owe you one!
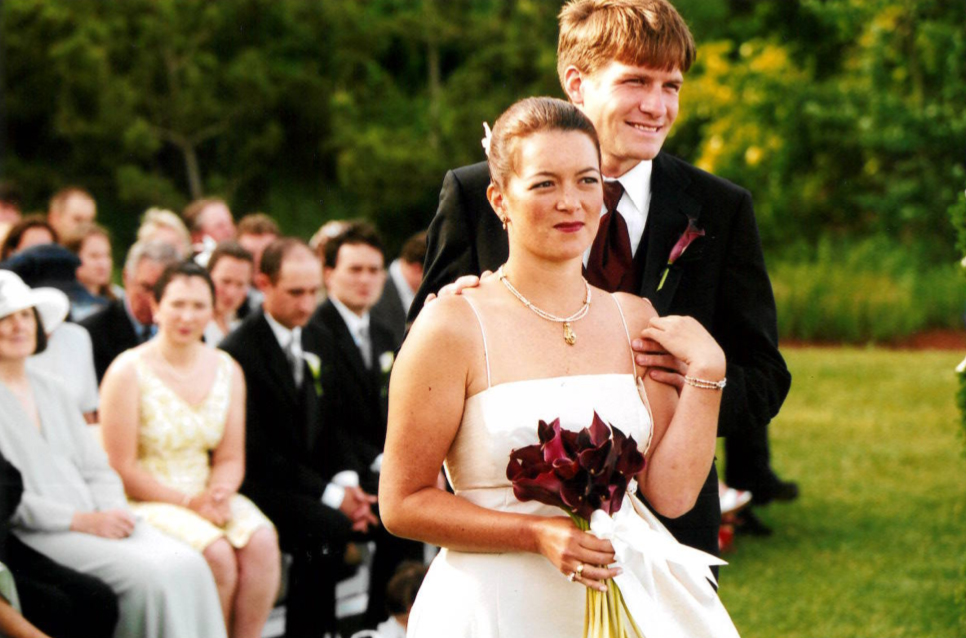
[641,153,703,315]
[320,302,372,390]
[252,313,301,409]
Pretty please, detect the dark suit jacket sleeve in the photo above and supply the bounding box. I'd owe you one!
[714,192,791,439]
[409,169,481,323]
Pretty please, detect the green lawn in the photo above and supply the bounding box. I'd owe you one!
[717,348,966,638]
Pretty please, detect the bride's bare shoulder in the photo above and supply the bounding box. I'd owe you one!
[405,291,484,351]
[611,292,658,335]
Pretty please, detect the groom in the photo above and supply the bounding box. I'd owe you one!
[409,0,792,566]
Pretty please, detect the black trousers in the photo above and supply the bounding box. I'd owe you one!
[5,536,118,638]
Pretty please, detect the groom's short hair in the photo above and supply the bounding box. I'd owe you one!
[557,0,696,87]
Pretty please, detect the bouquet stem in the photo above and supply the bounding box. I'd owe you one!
[571,515,635,638]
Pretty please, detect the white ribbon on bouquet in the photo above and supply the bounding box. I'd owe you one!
[589,491,741,638]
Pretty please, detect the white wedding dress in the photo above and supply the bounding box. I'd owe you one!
[406,295,740,638]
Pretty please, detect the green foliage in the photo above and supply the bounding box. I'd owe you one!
[718,348,966,638]
[771,237,965,342]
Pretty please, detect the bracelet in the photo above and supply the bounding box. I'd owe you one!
[684,375,727,391]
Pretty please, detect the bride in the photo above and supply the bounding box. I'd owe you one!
[380,97,737,637]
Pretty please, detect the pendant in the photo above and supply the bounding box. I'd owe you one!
[563,322,576,346]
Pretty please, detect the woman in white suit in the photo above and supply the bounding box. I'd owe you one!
[0,270,226,638]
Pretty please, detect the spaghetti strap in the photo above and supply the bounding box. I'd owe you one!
[461,296,492,389]
[610,293,638,375]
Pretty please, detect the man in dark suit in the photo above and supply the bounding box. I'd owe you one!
[220,238,378,638]
[309,222,423,626]
[81,240,179,383]
[370,231,426,344]
[409,0,793,566]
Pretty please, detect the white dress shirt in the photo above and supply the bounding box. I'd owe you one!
[263,311,358,509]
[388,259,416,316]
[583,159,653,265]
[329,296,372,367]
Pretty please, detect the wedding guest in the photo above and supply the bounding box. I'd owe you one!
[309,219,350,302]
[81,240,179,383]
[63,223,117,320]
[1,246,102,420]
[236,213,280,275]
[0,182,23,225]
[47,187,96,243]
[311,222,423,626]
[0,443,118,638]
[204,241,254,346]
[0,270,227,638]
[410,0,793,556]
[371,231,426,343]
[0,216,56,261]
[183,198,236,247]
[220,238,378,638]
[354,561,427,638]
[381,97,737,637]
[137,208,192,258]
[235,213,280,318]
[100,261,280,638]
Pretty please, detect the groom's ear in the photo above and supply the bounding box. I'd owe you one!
[563,66,585,106]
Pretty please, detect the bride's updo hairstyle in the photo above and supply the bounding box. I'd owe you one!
[486,97,600,191]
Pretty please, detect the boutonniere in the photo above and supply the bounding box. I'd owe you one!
[379,351,395,375]
[657,218,705,291]
[303,352,323,397]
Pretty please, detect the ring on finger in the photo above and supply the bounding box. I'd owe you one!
[576,563,585,578]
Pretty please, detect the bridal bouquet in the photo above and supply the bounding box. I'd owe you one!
[506,413,646,638]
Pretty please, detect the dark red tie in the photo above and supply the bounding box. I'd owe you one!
[586,181,634,292]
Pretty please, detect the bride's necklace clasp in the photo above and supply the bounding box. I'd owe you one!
[497,265,591,346]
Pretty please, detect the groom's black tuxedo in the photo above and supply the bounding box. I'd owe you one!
[409,153,792,566]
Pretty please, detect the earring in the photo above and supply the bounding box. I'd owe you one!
[501,217,508,231]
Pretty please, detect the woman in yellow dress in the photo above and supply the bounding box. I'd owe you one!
[100,260,281,638]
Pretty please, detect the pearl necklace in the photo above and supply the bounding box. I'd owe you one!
[498,265,591,346]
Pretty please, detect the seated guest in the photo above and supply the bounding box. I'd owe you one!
[311,223,424,627]
[0,270,227,638]
[0,182,22,225]
[313,221,395,488]
[372,561,428,638]
[236,213,279,276]
[0,216,56,261]
[183,198,236,248]
[308,219,350,302]
[137,208,191,258]
[100,261,280,638]
[235,213,280,318]
[371,230,426,344]
[2,246,102,419]
[204,242,254,346]
[0,443,118,638]
[47,187,95,244]
[220,238,379,638]
[81,240,179,383]
[63,223,118,319]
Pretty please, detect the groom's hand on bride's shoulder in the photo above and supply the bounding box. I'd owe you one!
[423,270,495,306]
[632,336,687,393]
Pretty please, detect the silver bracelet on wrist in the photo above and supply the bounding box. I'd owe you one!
[684,375,727,391]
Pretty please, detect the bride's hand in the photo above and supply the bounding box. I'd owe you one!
[639,315,726,379]
[533,517,621,593]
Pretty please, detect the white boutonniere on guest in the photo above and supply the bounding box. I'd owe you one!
[303,351,323,397]
[379,351,395,375]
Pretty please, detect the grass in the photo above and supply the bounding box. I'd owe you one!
[716,348,966,638]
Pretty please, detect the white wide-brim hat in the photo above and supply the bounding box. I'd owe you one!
[0,270,70,333]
